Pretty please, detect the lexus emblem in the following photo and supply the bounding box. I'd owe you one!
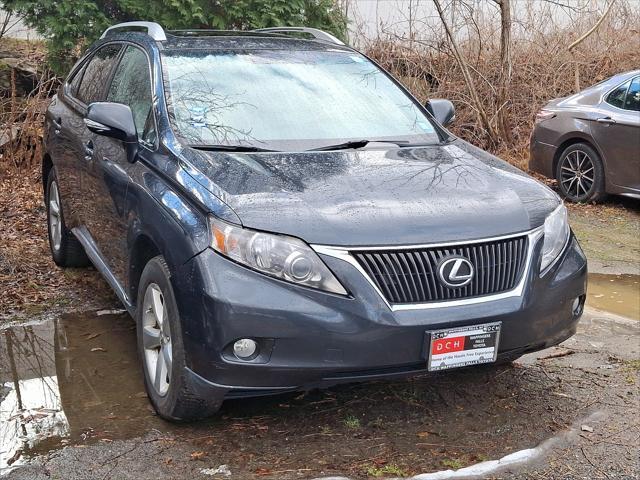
[437,256,474,288]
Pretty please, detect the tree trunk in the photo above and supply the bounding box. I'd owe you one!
[432,0,500,147]
[568,0,617,93]
[496,0,513,145]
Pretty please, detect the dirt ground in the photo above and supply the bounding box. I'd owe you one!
[0,171,639,479]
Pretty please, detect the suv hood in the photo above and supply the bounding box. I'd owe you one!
[182,140,559,246]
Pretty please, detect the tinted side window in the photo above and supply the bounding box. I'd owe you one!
[606,80,630,109]
[67,63,87,97]
[107,46,155,144]
[624,77,640,112]
[76,44,122,104]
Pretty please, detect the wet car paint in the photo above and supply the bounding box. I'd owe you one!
[181,140,559,245]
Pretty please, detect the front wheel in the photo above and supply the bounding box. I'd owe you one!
[136,256,223,421]
[555,143,606,203]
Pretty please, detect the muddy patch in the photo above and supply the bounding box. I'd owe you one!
[587,273,639,319]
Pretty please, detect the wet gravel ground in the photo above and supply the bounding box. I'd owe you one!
[1,305,638,479]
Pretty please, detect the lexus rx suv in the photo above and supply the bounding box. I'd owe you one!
[43,22,587,421]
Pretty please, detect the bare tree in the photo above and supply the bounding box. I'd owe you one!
[0,8,24,40]
[568,0,617,91]
[492,0,513,145]
[431,0,500,147]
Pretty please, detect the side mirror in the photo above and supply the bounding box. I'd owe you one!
[425,99,455,127]
[85,102,138,162]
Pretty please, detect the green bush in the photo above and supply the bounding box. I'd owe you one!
[1,0,347,75]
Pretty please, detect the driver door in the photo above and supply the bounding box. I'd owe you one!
[83,45,156,285]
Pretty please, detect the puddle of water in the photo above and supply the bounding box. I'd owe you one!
[587,273,640,320]
[0,312,174,473]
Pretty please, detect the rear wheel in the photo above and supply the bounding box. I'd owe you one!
[556,143,606,203]
[45,168,90,267]
[136,256,223,421]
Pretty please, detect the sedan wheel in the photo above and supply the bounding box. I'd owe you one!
[556,143,605,203]
[142,283,172,396]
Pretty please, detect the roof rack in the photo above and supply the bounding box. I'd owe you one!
[253,27,344,46]
[100,21,167,41]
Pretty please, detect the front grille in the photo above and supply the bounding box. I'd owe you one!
[351,235,529,304]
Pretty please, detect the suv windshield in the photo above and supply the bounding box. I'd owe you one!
[161,49,440,151]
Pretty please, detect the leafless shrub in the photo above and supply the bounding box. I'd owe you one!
[363,0,638,169]
[0,66,58,175]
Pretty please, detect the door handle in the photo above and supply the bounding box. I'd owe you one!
[596,117,616,125]
[84,140,94,160]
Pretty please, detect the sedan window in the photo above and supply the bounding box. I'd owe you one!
[76,44,122,105]
[605,80,631,109]
[624,77,640,112]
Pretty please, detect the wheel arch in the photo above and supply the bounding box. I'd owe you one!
[128,234,162,305]
[42,153,53,198]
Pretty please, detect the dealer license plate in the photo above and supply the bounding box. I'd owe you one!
[427,322,501,371]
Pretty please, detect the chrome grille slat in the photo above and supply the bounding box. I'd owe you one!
[352,235,529,304]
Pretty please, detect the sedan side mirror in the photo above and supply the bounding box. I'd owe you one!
[85,102,139,163]
[425,99,455,127]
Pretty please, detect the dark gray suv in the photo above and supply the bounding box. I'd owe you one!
[43,22,587,421]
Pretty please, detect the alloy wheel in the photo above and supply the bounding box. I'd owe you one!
[49,180,62,252]
[142,283,172,396]
[559,150,595,199]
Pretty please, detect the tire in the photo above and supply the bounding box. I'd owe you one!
[555,143,606,203]
[136,256,223,421]
[45,168,90,267]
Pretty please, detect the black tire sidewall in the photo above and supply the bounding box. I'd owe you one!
[136,256,187,420]
[555,143,605,203]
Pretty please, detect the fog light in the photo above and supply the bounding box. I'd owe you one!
[233,339,257,359]
[572,295,585,317]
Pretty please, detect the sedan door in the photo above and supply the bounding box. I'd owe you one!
[590,76,640,191]
[83,45,156,286]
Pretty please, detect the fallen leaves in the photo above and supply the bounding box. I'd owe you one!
[0,169,115,318]
[190,451,207,461]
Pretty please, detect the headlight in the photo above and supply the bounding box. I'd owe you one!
[209,217,347,295]
[540,203,570,272]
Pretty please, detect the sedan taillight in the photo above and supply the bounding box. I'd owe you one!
[535,110,556,124]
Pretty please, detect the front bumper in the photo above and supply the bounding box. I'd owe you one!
[172,233,587,398]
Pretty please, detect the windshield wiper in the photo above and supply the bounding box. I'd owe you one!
[308,139,410,151]
[189,144,278,153]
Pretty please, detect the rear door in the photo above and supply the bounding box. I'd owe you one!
[46,62,89,227]
[83,45,157,285]
[591,76,640,191]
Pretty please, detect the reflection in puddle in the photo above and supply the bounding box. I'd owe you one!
[0,313,171,473]
[587,274,639,320]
